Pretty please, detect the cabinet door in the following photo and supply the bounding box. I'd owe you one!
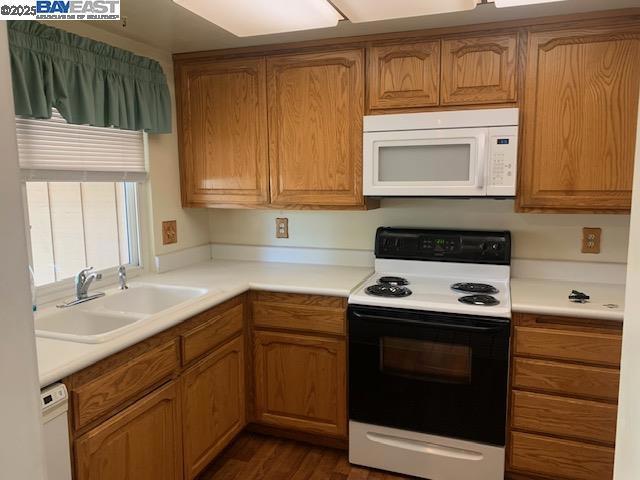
[181,335,245,479]
[368,41,440,110]
[75,381,182,480]
[441,34,517,105]
[177,57,269,207]
[267,49,364,207]
[519,25,640,212]
[253,330,347,437]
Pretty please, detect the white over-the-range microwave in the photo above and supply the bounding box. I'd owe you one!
[363,108,519,197]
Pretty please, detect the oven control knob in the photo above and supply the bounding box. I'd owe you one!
[491,242,503,251]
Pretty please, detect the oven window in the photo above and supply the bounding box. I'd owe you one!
[378,144,471,182]
[380,337,472,384]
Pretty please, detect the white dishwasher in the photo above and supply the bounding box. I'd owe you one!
[41,383,72,480]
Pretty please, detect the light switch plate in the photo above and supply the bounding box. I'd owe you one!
[162,220,177,245]
[582,227,601,254]
[276,217,289,239]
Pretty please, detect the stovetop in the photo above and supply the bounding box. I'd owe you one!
[349,260,511,318]
[349,228,512,318]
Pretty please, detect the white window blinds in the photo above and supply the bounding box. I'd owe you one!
[16,109,147,182]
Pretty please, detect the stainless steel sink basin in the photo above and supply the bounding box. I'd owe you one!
[35,283,210,343]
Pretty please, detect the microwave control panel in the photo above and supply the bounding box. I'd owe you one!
[487,126,518,196]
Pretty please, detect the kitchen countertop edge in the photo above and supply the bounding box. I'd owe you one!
[37,260,373,387]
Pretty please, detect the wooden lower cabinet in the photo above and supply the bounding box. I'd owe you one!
[75,380,183,480]
[252,330,347,438]
[510,432,615,480]
[511,391,618,445]
[181,335,246,479]
[508,313,622,480]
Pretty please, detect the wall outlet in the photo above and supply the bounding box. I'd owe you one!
[162,220,178,245]
[276,217,289,239]
[582,227,601,254]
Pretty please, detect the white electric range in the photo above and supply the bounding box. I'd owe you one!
[348,227,512,480]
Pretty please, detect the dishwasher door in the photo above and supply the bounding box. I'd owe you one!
[41,383,72,480]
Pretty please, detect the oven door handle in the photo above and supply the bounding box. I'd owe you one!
[351,310,507,333]
[365,431,484,461]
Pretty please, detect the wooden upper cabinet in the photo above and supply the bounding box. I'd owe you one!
[75,381,183,480]
[368,41,440,110]
[267,49,365,208]
[519,25,640,212]
[441,34,517,105]
[177,57,269,207]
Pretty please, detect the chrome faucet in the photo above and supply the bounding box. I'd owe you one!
[58,267,105,308]
[76,267,103,299]
[118,265,128,290]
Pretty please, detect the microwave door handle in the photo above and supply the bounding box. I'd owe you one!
[476,162,485,189]
[475,133,487,189]
[351,311,506,333]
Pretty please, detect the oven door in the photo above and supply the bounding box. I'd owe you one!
[348,305,510,446]
[363,128,488,197]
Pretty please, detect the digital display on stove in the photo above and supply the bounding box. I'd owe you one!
[420,235,459,254]
[434,239,448,252]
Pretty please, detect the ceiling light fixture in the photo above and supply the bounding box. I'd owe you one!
[493,0,567,7]
[171,0,343,37]
[328,0,479,23]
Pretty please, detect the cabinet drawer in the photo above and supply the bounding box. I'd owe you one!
[182,303,244,365]
[73,341,179,429]
[514,326,621,366]
[252,293,345,335]
[510,431,614,480]
[511,391,617,445]
[513,357,620,401]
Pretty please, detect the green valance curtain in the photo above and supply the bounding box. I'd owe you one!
[7,21,171,134]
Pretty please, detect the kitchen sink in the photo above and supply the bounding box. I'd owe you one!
[99,284,209,315]
[34,309,144,343]
[35,283,210,344]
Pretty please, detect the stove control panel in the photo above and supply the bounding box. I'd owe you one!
[375,228,511,265]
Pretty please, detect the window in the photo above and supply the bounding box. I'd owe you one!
[17,109,146,287]
[25,182,140,286]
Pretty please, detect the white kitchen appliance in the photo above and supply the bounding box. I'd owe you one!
[363,108,518,197]
[41,383,72,480]
[348,228,512,480]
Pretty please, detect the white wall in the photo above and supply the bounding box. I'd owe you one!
[43,21,210,261]
[209,199,630,263]
[614,90,640,479]
[0,22,45,480]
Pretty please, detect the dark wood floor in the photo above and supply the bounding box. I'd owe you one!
[197,432,417,480]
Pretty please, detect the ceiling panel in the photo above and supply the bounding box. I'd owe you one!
[171,0,342,37]
[85,0,640,53]
[330,0,479,23]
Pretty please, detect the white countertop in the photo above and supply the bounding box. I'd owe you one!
[37,259,372,387]
[511,277,625,321]
[37,256,627,387]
